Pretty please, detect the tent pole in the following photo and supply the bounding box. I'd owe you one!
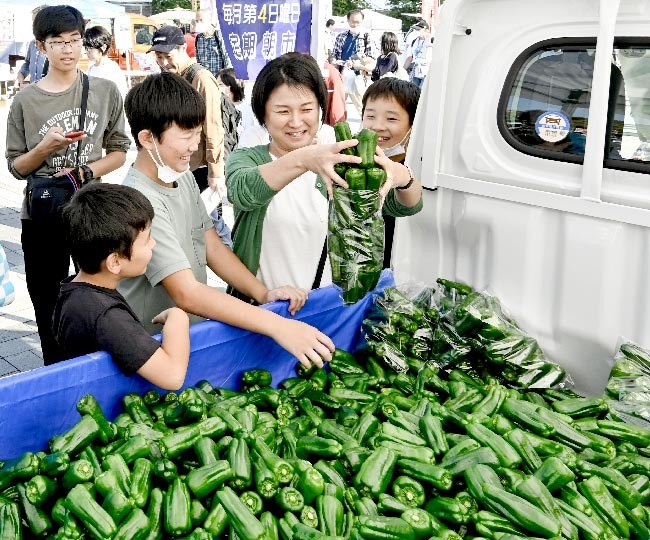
[125,49,132,89]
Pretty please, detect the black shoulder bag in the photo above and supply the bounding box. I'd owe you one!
[26,73,89,224]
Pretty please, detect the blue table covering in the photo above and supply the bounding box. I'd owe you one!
[0,271,393,459]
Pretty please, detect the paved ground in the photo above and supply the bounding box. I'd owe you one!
[0,90,362,378]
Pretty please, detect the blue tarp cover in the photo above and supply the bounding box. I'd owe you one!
[0,271,393,460]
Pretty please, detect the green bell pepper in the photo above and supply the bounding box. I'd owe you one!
[356,128,379,169]
[276,486,305,513]
[186,460,233,499]
[113,508,149,540]
[345,168,366,190]
[354,447,397,497]
[216,486,267,540]
[365,167,386,190]
[64,484,117,540]
[164,477,192,537]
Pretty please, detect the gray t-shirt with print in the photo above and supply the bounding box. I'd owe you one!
[118,167,212,334]
[5,70,131,218]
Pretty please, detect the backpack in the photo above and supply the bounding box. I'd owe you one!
[183,62,242,160]
[220,93,241,159]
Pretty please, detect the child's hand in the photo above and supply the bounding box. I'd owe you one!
[373,146,413,199]
[152,307,186,325]
[272,319,334,368]
[265,286,309,316]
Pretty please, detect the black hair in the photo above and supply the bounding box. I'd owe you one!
[347,9,364,20]
[251,53,328,126]
[83,25,112,55]
[326,19,335,27]
[362,77,421,126]
[124,72,206,148]
[217,68,245,103]
[33,5,85,43]
[63,183,154,274]
[381,31,400,55]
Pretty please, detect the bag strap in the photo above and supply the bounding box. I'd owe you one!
[74,73,89,167]
[215,31,227,65]
[311,237,328,290]
[183,62,205,84]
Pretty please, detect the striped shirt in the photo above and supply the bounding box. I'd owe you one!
[195,31,231,78]
[19,41,48,83]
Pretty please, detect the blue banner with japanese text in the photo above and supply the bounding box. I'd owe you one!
[215,0,312,80]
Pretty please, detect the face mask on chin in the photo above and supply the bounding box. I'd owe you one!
[383,129,412,158]
[146,138,189,184]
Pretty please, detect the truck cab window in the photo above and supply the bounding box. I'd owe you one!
[499,44,596,163]
[500,40,650,173]
[609,48,650,167]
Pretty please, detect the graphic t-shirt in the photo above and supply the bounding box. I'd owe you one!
[5,70,131,218]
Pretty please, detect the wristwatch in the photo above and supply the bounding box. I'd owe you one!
[80,165,94,182]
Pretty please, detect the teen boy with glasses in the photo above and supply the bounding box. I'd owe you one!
[5,5,130,364]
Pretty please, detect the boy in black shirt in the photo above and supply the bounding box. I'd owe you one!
[52,183,190,390]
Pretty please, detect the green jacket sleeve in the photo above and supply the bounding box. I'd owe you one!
[226,145,278,211]
[382,189,424,217]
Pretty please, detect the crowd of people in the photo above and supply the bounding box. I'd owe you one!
[326,10,433,115]
[4,5,429,390]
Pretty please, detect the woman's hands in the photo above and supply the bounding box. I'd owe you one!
[265,285,310,316]
[299,140,362,197]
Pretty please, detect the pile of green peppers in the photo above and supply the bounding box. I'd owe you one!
[2,346,650,540]
[328,121,387,304]
[363,279,567,389]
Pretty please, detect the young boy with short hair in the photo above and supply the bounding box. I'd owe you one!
[6,5,130,364]
[361,77,424,267]
[53,183,190,390]
[119,72,334,369]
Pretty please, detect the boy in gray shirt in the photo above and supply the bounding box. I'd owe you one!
[119,73,334,369]
[5,5,130,364]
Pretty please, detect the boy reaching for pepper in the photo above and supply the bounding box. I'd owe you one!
[360,77,424,267]
[53,183,190,390]
[119,72,334,369]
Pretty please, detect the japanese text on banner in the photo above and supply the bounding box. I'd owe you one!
[216,0,312,79]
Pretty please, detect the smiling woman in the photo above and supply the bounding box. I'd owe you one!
[225,52,424,298]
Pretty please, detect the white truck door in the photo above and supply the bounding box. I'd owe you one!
[394,0,650,395]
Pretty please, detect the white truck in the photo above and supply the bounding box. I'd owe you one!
[395,0,650,396]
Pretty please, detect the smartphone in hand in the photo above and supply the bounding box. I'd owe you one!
[64,130,86,138]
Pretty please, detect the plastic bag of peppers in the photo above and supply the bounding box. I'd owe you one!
[329,121,387,304]
[605,340,650,427]
[363,278,569,390]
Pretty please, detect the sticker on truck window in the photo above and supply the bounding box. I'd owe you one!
[535,111,571,143]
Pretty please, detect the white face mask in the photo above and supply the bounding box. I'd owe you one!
[146,138,188,184]
[383,129,412,158]
[349,25,361,35]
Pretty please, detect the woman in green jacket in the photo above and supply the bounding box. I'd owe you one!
[226,53,423,300]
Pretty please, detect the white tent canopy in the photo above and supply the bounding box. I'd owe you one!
[150,8,195,24]
[0,0,125,20]
[0,0,125,63]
